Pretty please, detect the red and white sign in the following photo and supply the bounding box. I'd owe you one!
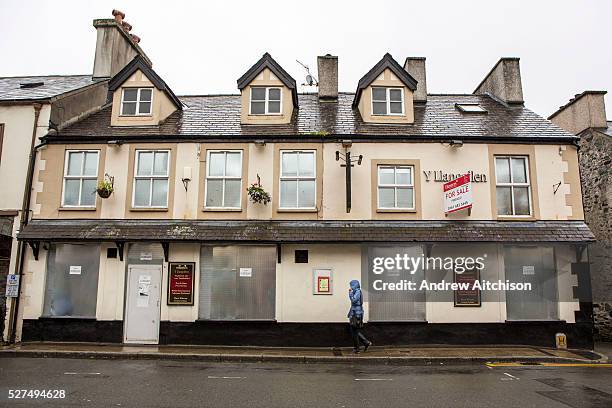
[444,174,473,214]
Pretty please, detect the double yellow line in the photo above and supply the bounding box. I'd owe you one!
[486,362,612,367]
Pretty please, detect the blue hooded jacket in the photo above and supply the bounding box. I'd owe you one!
[348,280,364,318]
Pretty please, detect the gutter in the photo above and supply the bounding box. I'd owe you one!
[6,103,45,344]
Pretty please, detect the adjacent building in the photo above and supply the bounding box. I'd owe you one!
[1,10,149,342]
[11,42,595,347]
[549,91,611,341]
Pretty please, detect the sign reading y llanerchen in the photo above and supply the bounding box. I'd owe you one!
[444,174,473,214]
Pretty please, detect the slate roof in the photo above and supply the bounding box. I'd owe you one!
[52,93,578,142]
[0,75,103,102]
[17,219,595,243]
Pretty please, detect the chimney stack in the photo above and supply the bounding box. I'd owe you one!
[404,57,427,102]
[92,10,151,79]
[317,54,338,101]
[548,91,608,135]
[473,58,524,105]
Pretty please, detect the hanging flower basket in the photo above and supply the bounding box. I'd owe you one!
[247,175,271,205]
[95,174,114,199]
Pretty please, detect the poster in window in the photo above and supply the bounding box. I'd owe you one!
[168,262,195,305]
[454,267,481,307]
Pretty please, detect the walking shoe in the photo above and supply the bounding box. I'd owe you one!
[364,341,372,352]
[352,348,361,354]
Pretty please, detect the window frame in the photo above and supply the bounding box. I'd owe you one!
[371,87,405,116]
[132,149,171,209]
[279,150,317,210]
[204,150,243,210]
[249,86,283,115]
[120,87,154,116]
[377,165,415,210]
[494,155,532,217]
[61,149,100,208]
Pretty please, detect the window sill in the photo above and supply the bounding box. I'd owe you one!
[118,114,153,118]
[276,208,318,213]
[39,316,97,320]
[203,207,243,212]
[130,207,169,212]
[496,215,536,221]
[505,319,566,323]
[59,207,97,211]
[377,208,417,213]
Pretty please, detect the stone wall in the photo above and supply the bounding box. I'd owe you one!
[578,129,612,341]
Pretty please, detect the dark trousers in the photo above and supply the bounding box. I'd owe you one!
[349,322,370,350]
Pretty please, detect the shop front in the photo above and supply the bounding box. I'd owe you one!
[16,219,594,348]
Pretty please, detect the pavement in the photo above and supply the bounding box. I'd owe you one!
[0,342,607,365]
[2,357,612,407]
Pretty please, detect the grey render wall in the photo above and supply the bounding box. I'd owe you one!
[51,82,108,129]
[578,129,612,341]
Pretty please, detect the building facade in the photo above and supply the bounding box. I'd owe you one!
[13,50,595,348]
[0,10,149,342]
[549,91,612,341]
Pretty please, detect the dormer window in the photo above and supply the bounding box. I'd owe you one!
[121,87,153,116]
[372,87,404,116]
[250,87,281,115]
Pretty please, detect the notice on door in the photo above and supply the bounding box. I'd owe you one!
[454,268,481,307]
[239,268,252,277]
[137,275,152,307]
[69,265,82,275]
[168,262,195,305]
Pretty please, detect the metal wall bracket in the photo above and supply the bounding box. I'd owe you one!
[115,241,125,261]
[161,242,169,262]
[27,241,40,261]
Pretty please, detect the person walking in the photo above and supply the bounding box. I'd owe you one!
[348,280,372,354]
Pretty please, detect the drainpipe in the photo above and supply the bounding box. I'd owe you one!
[7,103,42,344]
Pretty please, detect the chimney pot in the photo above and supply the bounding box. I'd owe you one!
[112,9,125,23]
[317,54,338,101]
[130,34,141,44]
[404,57,427,102]
[121,21,132,32]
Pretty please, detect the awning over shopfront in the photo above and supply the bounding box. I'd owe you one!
[17,219,595,243]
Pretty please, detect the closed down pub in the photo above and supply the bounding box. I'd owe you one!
[12,17,595,347]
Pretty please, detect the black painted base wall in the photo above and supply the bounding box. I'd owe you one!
[21,319,123,343]
[21,319,594,349]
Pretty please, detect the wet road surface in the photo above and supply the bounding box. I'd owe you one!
[1,357,612,407]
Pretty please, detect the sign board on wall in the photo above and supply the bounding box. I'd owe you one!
[5,274,19,297]
[313,269,333,295]
[454,268,481,307]
[444,174,473,214]
[167,262,195,306]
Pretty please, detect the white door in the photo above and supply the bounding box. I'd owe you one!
[124,264,162,344]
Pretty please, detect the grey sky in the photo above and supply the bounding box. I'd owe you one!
[1,0,610,117]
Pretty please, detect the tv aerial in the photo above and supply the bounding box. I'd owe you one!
[296,59,318,87]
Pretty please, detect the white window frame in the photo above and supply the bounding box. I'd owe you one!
[279,150,317,210]
[495,155,532,217]
[249,87,283,115]
[204,150,243,209]
[61,150,100,208]
[377,165,415,210]
[132,149,170,209]
[120,87,154,116]
[371,87,405,116]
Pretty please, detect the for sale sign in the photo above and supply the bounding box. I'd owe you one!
[444,174,473,214]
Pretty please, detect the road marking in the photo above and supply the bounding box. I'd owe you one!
[207,376,246,379]
[64,372,101,375]
[503,372,519,380]
[354,378,393,381]
[487,362,612,368]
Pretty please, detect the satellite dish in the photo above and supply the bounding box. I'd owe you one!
[305,74,314,86]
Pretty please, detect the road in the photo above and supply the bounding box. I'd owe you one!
[1,357,611,407]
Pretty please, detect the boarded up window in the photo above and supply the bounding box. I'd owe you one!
[43,243,100,318]
[505,246,558,320]
[199,245,276,320]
